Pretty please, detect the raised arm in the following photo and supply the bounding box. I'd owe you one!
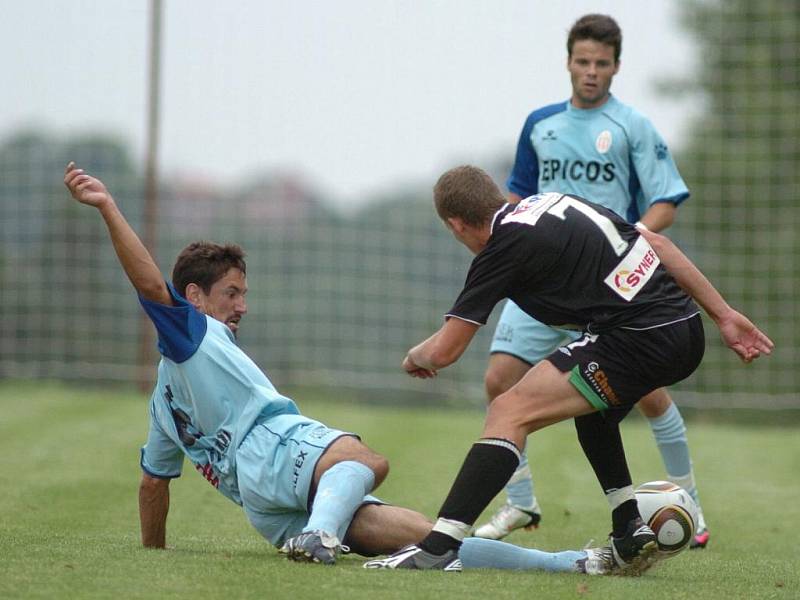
[63,162,171,305]
[637,225,774,363]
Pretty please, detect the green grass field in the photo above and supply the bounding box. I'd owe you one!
[1,381,798,599]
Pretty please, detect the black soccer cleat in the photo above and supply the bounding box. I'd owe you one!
[363,544,463,571]
[608,517,660,576]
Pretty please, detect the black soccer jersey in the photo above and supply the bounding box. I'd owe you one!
[447,192,699,333]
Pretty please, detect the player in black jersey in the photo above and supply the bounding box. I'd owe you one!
[369,165,773,574]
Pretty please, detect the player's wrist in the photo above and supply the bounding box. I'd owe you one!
[709,303,735,325]
[96,194,120,215]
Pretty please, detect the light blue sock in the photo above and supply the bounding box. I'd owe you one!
[303,460,375,540]
[648,403,701,506]
[505,447,537,509]
[460,537,583,572]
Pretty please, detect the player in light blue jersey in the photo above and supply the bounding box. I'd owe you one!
[475,14,710,549]
[63,161,619,575]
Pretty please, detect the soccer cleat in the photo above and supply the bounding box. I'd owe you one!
[473,502,542,540]
[689,526,710,549]
[576,546,614,575]
[608,517,660,576]
[363,545,463,571]
[280,530,342,565]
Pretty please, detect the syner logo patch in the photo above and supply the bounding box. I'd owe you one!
[604,236,660,301]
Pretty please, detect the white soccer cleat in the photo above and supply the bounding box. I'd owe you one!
[576,547,615,575]
[473,502,542,540]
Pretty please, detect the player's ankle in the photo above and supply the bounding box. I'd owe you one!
[419,531,461,556]
[611,499,639,537]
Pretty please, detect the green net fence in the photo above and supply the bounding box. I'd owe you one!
[1,0,797,408]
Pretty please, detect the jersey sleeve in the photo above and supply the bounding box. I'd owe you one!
[138,283,208,363]
[446,227,528,325]
[628,112,690,215]
[140,404,183,479]
[506,113,540,198]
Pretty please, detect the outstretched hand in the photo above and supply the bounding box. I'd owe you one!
[64,162,111,208]
[717,309,774,363]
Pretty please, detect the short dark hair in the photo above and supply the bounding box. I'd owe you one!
[567,14,622,63]
[172,241,247,297]
[433,166,506,227]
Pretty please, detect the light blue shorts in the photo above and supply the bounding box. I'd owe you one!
[236,413,379,547]
[490,300,581,364]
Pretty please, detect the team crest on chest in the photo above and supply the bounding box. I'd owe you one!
[595,130,613,154]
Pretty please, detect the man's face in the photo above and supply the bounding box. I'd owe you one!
[194,268,248,336]
[567,39,619,109]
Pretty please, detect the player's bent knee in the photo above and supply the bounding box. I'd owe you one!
[348,442,389,485]
[343,438,390,485]
[369,454,389,487]
[483,391,534,442]
[140,473,169,493]
[484,366,510,403]
[637,388,673,418]
[484,354,531,403]
[315,435,388,486]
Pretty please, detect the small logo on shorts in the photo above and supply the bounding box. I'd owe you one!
[292,450,308,489]
[494,323,513,344]
[308,427,330,440]
[583,362,621,406]
[559,333,598,357]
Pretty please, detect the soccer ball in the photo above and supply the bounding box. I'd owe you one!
[635,481,698,556]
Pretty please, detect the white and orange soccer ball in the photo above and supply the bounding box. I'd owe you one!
[635,481,699,556]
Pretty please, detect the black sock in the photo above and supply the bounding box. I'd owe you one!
[418,439,520,555]
[574,412,633,492]
[418,531,460,555]
[612,499,641,537]
[574,412,636,533]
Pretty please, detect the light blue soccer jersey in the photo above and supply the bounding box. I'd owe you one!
[507,95,689,221]
[139,284,300,505]
[492,95,690,365]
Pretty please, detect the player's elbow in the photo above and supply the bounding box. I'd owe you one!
[136,279,171,305]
